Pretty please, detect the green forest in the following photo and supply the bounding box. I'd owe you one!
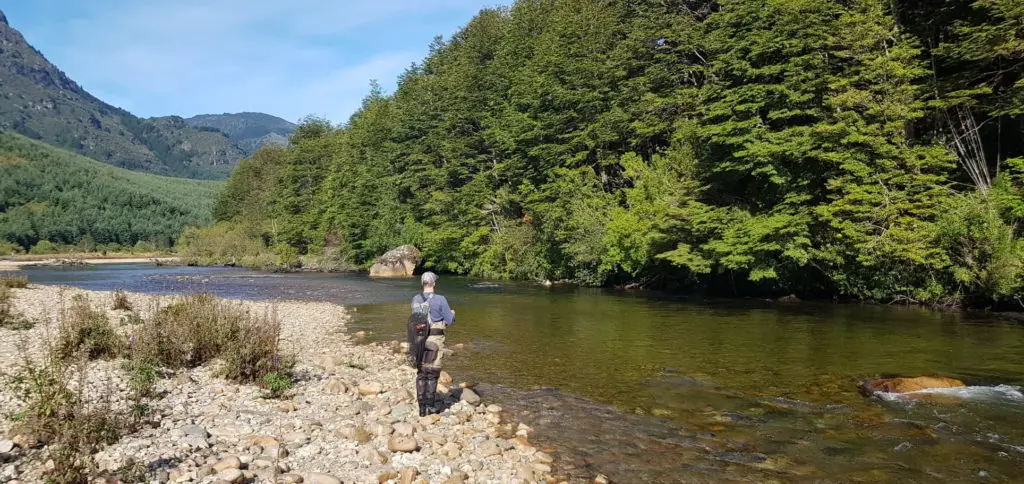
[189,0,1024,308]
[0,132,220,253]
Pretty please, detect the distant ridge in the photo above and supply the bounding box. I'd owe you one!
[0,9,290,179]
[185,112,296,156]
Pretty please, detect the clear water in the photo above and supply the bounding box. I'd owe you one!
[22,264,1024,482]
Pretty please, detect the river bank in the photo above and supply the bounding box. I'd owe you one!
[0,255,181,271]
[0,285,559,483]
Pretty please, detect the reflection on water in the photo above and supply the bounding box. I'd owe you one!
[23,264,1024,482]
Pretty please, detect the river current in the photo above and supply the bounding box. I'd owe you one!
[21,264,1024,482]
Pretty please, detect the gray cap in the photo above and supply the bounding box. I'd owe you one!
[421,271,439,285]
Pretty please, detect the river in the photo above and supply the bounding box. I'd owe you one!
[20,264,1024,482]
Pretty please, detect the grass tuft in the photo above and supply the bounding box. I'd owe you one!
[54,295,123,361]
[111,289,132,311]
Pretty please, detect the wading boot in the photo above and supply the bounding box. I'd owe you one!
[419,401,429,417]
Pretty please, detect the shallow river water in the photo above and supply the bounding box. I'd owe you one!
[21,264,1024,482]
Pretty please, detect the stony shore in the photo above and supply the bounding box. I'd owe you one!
[0,257,180,271]
[0,285,558,483]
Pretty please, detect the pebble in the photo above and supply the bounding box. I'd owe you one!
[212,456,242,472]
[216,468,244,483]
[399,466,419,484]
[393,422,416,437]
[388,436,419,453]
[305,472,343,484]
[182,425,209,438]
[325,378,346,394]
[358,381,384,396]
[279,474,304,483]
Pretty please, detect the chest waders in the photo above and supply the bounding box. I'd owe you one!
[411,293,446,416]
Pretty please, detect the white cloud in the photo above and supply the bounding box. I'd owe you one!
[26,0,493,123]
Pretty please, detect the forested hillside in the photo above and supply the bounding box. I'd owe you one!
[0,132,220,252]
[190,0,1024,308]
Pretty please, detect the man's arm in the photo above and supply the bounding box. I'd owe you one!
[439,297,455,326]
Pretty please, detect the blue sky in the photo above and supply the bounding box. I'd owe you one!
[4,0,500,124]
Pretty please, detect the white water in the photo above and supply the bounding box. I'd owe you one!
[876,384,1024,403]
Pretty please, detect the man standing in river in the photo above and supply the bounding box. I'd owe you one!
[412,271,455,416]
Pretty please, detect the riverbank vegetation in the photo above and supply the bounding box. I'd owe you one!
[0,132,221,253]
[3,290,292,482]
[185,0,1024,308]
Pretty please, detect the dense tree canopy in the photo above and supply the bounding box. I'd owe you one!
[195,0,1024,308]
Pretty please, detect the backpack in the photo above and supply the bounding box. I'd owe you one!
[406,293,433,369]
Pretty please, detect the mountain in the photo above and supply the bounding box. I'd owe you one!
[0,10,245,179]
[0,131,220,251]
[185,112,296,156]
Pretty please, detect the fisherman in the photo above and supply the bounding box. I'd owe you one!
[410,271,455,416]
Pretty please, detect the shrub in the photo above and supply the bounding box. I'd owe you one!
[111,289,132,311]
[0,240,23,255]
[0,274,29,289]
[7,354,126,483]
[133,294,291,385]
[29,240,58,255]
[54,296,123,361]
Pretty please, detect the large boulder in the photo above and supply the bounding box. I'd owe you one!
[369,245,421,278]
[858,376,965,396]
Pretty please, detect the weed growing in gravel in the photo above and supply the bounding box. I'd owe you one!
[0,286,35,330]
[54,295,124,361]
[6,353,128,484]
[0,274,28,289]
[111,289,132,311]
[132,293,293,386]
[262,371,293,398]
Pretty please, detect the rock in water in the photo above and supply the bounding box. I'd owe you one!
[858,376,966,396]
[369,245,421,278]
[461,388,481,405]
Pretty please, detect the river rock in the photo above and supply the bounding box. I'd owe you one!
[369,245,421,278]
[305,473,342,484]
[279,474,303,483]
[388,436,419,453]
[324,378,346,394]
[216,468,244,483]
[486,404,502,413]
[0,440,14,453]
[439,371,453,385]
[212,456,241,472]
[393,422,415,437]
[460,388,481,405]
[181,425,208,438]
[360,446,388,465]
[359,381,384,396]
[399,466,419,484]
[475,439,503,458]
[391,403,414,419]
